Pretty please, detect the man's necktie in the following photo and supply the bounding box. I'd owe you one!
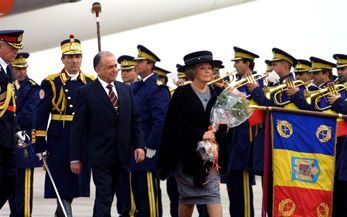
[107,84,119,111]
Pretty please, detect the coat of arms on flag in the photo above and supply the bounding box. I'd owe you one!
[271,112,336,217]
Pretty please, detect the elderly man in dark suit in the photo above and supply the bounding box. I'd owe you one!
[69,51,145,217]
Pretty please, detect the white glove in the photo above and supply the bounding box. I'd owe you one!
[145,148,156,159]
[16,131,26,142]
[36,151,48,160]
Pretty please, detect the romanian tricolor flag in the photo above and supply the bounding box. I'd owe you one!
[272,112,336,217]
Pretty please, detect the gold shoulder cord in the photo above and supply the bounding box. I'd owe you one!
[48,79,66,113]
[0,83,15,118]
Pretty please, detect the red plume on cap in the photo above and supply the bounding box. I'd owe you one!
[69,34,75,43]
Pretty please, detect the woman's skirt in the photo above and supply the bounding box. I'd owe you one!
[174,164,221,205]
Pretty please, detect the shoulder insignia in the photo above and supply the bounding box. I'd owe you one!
[44,73,60,81]
[156,79,163,86]
[84,74,96,81]
[39,89,45,99]
[29,79,38,86]
[79,73,96,84]
[60,73,68,83]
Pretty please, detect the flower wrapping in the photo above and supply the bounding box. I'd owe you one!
[210,87,253,128]
[196,87,253,172]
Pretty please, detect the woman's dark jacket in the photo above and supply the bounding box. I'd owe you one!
[158,84,226,179]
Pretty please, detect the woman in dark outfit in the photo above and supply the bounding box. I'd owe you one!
[159,51,223,217]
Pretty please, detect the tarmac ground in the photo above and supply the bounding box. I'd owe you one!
[0,168,263,216]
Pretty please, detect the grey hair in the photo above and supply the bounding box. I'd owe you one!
[93,51,114,69]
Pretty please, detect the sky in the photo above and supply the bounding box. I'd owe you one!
[26,0,347,87]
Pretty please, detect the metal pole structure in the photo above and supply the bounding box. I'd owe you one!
[91,2,102,52]
[250,105,347,120]
[37,152,68,217]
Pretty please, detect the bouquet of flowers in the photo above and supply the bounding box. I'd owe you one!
[210,86,253,128]
[196,87,253,171]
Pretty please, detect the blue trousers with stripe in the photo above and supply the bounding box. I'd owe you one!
[226,170,254,217]
[131,170,162,217]
[9,168,34,217]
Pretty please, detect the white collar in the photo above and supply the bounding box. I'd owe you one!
[0,57,8,72]
[64,69,79,80]
[98,77,112,87]
[142,73,154,82]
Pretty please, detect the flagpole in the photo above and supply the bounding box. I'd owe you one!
[250,105,347,120]
[261,111,271,217]
[91,2,102,52]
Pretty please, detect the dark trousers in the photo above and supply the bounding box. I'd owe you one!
[92,164,121,217]
[0,147,16,209]
[115,167,134,217]
[166,175,209,217]
[261,173,273,217]
[333,179,347,216]
[131,170,162,217]
[9,168,34,217]
[226,170,254,217]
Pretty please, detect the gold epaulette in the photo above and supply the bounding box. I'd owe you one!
[44,73,60,81]
[156,79,163,86]
[28,79,38,86]
[79,73,95,84]
[84,74,96,81]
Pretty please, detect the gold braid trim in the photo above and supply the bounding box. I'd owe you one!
[0,83,15,118]
[31,130,46,144]
[51,114,73,121]
[48,80,66,113]
[34,130,47,137]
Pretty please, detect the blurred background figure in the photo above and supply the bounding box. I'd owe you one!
[8,52,42,217]
[118,55,138,85]
[153,66,171,85]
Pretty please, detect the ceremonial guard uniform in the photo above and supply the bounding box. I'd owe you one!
[223,47,262,217]
[330,54,347,116]
[290,59,317,110]
[250,48,297,216]
[321,54,347,216]
[251,48,297,107]
[115,55,138,217]
[308,57,339,110]
[32,35,94,217]
[250,48,298,176]
[0,30,24,209]
[8,52,42,217]
[130,45,170,217]
[306,57,344,217]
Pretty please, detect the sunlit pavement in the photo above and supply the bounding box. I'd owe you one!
[0,168,263,217]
